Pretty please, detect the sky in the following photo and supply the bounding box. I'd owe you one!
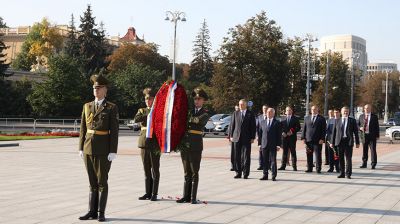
[1,0,399,65]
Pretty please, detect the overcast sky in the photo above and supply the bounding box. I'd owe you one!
[2,0,399,65]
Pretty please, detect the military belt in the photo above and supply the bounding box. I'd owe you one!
[188,130,203,135]
[141,127,147,131]
[87,129,109,135]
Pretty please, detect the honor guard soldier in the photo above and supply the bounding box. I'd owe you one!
[134,88,161,201]
[78,74,119,222]
[176,88,210,204]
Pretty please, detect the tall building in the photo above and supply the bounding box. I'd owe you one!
[367,61,398,75]
[319,34,368,75]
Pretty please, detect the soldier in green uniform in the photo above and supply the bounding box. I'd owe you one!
[78,74,119,222]
[176,88,210,204]
[134,88,161,201]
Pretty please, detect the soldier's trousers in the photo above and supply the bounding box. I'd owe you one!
[140,148,160,195]
[181,150,202,183]
[84,154,111,192]
[83,154,111,212]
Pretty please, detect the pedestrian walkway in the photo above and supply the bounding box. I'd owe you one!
[0,136,399,223]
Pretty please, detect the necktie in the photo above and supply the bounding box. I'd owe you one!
[195,109,198,114]
[96,102,99,111]
[342,118,347,137]
[242,112,245,119]
[287,116,290,126]
[267,119,271,128]
[364,115,368,131]
[312,116,316,124]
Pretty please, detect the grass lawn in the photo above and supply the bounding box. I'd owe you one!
[0,136,71,141]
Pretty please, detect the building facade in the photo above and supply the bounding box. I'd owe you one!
[319,34,368,75]
[367,61,398,75]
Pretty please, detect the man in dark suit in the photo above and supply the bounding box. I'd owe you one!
[326,109,340,172]
[258,106,282,181]
[301,105,326,173]
[279,106,301,171]
[256,111,265,170]
[229,105,240,171]
[358,104,380,169]
[229,99,256,179]
[330,106,360,179]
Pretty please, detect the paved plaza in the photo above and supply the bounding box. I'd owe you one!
[1,136,400,224]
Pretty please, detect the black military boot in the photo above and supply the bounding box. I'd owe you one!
[98,190,108,222]
[151,178,159,201]
[139,178,152,200]
[191,180,199,204]
[79,191,98,220]
[176,180,191,203]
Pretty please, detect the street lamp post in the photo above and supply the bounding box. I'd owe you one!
[323,50,331,117]
[384,68,393,124]
[165,11,186,81]
[350,52,360,117]
[305,34,317,117]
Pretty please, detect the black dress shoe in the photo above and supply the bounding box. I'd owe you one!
[317,170,321,174]
[191,199,198,204]
[234,174,241,179]
[336,169,340,173]
[138,194,151,200]
[327,168,333,173]
[257,167,263,170]
[360,165,367,168]
[150,195,158,201]
[346,176,351,179]
[293,167,297,171]
[98,212,106,222]
[79,211,98,220]
[324,162,329,165]
[337,174,345,178]
[243,176,248,179]
[272,177,276,181]
[305,170,312,173]
[176,197,190,203]
[230,168,234,171]
[371,166,376,170]
[259,176,268,180]
[278,167,285,170]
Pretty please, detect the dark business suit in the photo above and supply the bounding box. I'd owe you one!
[229,110,256,178]
[256,116,265,169]
[358,113,379,168]
[331,117,360,177]
[258,117,282,179]
[326,117,339,171]
[280,115,301,170]
[301,114,326,172]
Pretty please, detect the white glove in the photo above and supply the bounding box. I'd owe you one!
[79,150,84,159]
[108,153,117,161]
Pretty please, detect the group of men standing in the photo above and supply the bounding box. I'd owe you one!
[228,100,381,181]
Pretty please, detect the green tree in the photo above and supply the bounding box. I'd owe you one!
[64,14,80,58]
[78,4,110,75]
[12,18,63,71]
[28,55,86,116]
[211,11,289,112]
[0,17,10,77]
[282,37,307,115]
[108,63,167,118]
[189,19,214,85]
[106,43,170,74]
[312,52,350,113]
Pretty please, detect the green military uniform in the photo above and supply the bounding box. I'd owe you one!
[79,74,119,221]
[134,88,160,201]
[177,88,210,204]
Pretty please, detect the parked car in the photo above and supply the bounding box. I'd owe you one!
[203,114,230,135]
[127,120,140,131]
[385,126,400,141]
[214,115,231,135]
[384,118,396,126]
